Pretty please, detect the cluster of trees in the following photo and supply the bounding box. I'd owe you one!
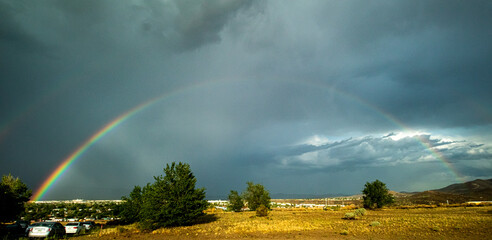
[23,202,121,221]
[1,164,394,230]
[227,182,271,212]
[119,162,208,230]
[0,174,32,222]
[0,174,122,222]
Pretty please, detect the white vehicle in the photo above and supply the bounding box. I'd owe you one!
[28,222,66,238]
[64,222,85,235]
[81,221,96,231]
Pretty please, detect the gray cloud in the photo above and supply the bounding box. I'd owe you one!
[1,0,491,199]
[276,133,492,176]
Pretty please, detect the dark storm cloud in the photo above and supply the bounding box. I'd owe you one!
[1,0,491,199]
[47,0,254,52]
[0,1,44,51]
[327,0,492,128]
[232,0,492,128]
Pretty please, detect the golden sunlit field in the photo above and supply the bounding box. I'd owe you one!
[75,206,492,240]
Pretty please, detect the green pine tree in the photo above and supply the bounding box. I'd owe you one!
[227,190,244,212]
[138,162,208,229]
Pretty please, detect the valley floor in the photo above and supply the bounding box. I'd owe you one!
[76,206,492,240]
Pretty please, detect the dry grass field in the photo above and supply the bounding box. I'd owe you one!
[75,206,492,240]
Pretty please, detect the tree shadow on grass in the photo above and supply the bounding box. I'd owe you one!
[192,214,219,225]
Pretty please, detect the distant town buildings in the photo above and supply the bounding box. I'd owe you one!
[31,199,123,204]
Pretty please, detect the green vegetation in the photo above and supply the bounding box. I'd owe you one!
[343,212,356,220]
[241,182,271,211]
[354,208,366,216]
[120,186,143,223]
[255,205,268,217]
[228,182,271,212]
[362,179,394,209]
[0,174,32,222]
[23,201,121,221]
[340,229,349,235]
[370,221,380,227]
[343,208,367,220]
[227,190,244,212]
[120,162,208,230]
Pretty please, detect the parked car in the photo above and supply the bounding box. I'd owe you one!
[25,222,41,236]
[64,222,85,235]
[81,221,96,231]
[28,222,66,238]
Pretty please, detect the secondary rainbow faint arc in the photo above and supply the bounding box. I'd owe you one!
[31,97,162,201]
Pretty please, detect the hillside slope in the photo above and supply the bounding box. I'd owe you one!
[433,179,492,195]
[400,179,492,204]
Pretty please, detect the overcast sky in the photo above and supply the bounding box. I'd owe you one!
[1,0,491,200]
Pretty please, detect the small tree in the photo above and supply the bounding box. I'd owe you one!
[138,162,208,229]
[120,185,143,223]
[227,190,244,212]
[0,174,32,222]
[242,182,270,211]
[362,180,394,209]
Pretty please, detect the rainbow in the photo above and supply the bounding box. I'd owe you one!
[416,135,465,182]
[31,96,163,201]
[341,92,466,182]
[31,80,216,201]
[31,78,465,201]
[288,79,466,182]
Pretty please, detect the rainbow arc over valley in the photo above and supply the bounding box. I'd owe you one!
[31,79,465,201]
[31,97,161,201]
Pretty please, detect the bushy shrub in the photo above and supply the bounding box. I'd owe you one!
[343,208,366,220]
[256,205,269,217]
[370,221,380,227]
[340,230,349,235]
[355,208,366,216]
[343,212,356,220]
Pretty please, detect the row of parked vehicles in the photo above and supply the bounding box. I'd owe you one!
[2,220,96,238]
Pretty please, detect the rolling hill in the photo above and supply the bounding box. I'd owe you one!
[400,179,492,205]
[434,178,492,195]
